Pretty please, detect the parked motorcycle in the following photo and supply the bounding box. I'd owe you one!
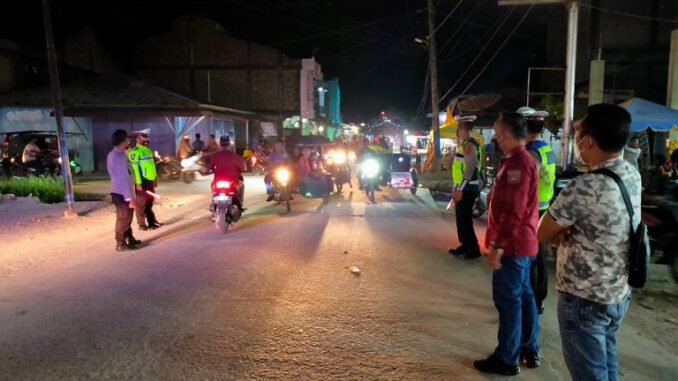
[360,158,380,204]
[326,149,352,193]
[642,193,678,282]
[210,178,243,234]
[472,167,495,218]
[180,154,212,184]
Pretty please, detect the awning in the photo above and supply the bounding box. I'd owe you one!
[619,98,678,132]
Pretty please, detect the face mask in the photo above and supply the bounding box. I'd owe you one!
[574,135,589,164]
[140,140,149,146]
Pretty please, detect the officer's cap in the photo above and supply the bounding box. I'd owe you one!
[132,128,151,137]
[517,106,549,119]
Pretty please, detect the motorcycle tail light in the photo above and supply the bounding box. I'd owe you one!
[215,180,231,189]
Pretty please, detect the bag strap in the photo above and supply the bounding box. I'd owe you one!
[590,168,634,230]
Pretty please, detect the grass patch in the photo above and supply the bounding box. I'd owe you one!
[0,176,104,204]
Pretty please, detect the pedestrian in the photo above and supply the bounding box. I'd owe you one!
[474,112,540,376]
[106,129,141,251]
[623,135,641,170]
[517,107,556,314]
[537,104,639,381]
[129,129,164,231]
[449,116,482,259]
[192,133,205,153]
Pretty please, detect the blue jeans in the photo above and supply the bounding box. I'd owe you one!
[557,291,631,381]
[492,255,539,366]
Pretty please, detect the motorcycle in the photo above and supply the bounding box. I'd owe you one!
[388,153,419,196]
[272,167,293,212]
[360,158,380,204]
[247,150,267,174]
[155,151,182,181]
[210,178,243,234]
[642,193,678,282]
[325,149,352,193]
[180,153,212,184]
[472,167,495,218]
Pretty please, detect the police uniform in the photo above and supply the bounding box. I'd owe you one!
[518,107,555,313]
[129,129,162,229]
[451,116,481,258]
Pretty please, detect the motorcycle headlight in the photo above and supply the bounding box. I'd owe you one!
[348,151,356,161]
[361,159,379,178]
[57,157,63,164]
[276,168,290,183]
[333,151,347,164]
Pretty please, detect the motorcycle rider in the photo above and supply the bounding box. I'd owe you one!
[518,106,556,315]
[264,141,291,201]
[177,135,192,160]
[129,128,164,231]
[210,135,245,209]
[449,116,482,259]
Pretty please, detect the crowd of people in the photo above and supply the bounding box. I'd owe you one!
[448,104,642,380]
[101,103,660,379]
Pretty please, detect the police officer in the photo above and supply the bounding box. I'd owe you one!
[517,106,555,314]
[449,116,482,259]
[129,129,163,230]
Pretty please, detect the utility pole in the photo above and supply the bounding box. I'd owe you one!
[560,0,579,168]
[41,0,76,216]
[427,0,441,172]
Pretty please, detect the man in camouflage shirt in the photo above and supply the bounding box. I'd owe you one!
[538,104,640,381]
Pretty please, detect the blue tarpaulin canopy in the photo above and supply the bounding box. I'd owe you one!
[619,98,678,132]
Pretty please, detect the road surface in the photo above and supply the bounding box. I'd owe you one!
[0,175,676,380]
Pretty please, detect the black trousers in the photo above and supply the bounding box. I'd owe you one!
[135,179,158,226]
[454,184,480,252]
[530,209,549,309]
[112,194,134,244]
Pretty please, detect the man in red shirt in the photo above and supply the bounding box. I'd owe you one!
[210,136,246,207]
[474,112,540,376]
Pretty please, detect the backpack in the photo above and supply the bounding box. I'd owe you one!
[592,168,650,288]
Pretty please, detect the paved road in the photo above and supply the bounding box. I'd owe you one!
[0,176,676,380]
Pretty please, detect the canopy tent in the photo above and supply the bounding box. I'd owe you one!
[619,98,678,132]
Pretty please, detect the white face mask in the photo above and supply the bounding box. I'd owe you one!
[574,135,590,164]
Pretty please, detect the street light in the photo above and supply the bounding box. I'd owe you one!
[318,126,325,132]
[360,122,366,127]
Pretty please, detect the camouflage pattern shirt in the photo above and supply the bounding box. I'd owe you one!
[548,156,641,304]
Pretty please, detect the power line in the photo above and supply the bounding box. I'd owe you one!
[438,0,488,55]
[430,0,466,37]
[439,6,517,103]
[581,3,678,25]
[454,5,534,100]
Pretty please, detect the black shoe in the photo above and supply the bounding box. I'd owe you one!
[520,350,541,369]
[138,224,149,231]
[448,246,467,256]
[116,243,138,251]
[474,354,520,376]
[462,250,482,260]
[266,195,274,202]
[538,302,545,315]
[127,237,142,246]
[148,222,163,230]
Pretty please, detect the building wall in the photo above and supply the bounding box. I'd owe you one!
[135,16,302,121]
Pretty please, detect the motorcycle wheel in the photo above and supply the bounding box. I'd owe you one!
[337,183,343,194]
[672,254,678,283]
[158,165,172,181]
[216,206,229,234]
[410,186,418,195]
[368,188,376,203]
[182,171,195,184]
[285,190,291,212]
[472,198,485,218]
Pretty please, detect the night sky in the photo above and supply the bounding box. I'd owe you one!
[0,0,547,123]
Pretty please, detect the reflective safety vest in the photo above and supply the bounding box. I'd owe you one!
[128,144,157,184]
[452,138,480,185]
[527,140,556,211]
